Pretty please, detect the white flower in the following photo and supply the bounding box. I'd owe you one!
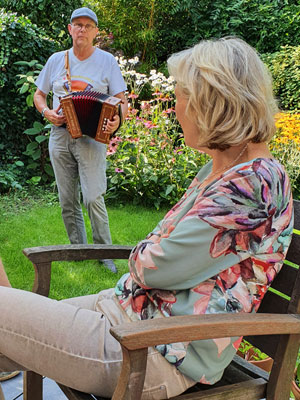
[151,79,162,86]
[165,85,174,91]
[149,74,159,80]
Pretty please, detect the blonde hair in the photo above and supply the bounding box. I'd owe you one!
[168,37,278,150]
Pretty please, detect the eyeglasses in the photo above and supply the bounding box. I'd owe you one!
[72,23,96,32]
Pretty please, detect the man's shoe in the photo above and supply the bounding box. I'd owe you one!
[0,371,20,381]
[100,259,117,273]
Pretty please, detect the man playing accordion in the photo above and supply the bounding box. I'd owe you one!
[34,7,128,273]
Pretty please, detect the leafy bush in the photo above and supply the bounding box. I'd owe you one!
[0,144,24,193]
[0,10,58,168]
[87,0,300,65]
[3,0,82,45]
[14,60,54,184]
[87,0,159,62]
[170,0,300,53]
[262,46,300,112]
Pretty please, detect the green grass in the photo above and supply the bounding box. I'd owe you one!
[0,190,167,300]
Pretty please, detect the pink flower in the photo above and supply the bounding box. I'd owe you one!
[127,137,140,143]
[163,107,175,114]
[115,168,124,173]
[152,91,162,96]
[144,121,157,129]
[107,147,117,156]
[141,102,151,110]
[128,92,139,99]
[110,136,123,144]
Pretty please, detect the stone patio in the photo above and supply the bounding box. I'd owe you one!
[0,372,67,399]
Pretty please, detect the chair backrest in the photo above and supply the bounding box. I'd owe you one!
[245,199,300,358]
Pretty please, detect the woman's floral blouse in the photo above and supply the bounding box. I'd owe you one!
[115,158,293,384]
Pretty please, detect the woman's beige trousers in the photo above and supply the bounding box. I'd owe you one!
[0,287,195,399]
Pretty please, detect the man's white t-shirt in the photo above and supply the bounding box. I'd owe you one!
[35,47,127,111]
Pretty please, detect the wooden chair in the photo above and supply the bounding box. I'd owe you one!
[22,200,300,400]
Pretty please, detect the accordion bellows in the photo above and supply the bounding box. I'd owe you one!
[60,90,122,144]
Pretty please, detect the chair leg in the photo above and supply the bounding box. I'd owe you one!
[23,371,43,400]
[0,383,4,400]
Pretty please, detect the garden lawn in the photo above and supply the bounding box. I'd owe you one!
[0,196,167,300]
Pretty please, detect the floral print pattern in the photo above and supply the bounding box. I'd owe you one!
[115,158,293,384]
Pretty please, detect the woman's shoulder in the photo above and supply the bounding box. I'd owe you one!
[199,157,292,217]
[220,157,289,190]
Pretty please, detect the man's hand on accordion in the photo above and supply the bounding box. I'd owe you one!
[45,105,66,127]
[105,114,120,135]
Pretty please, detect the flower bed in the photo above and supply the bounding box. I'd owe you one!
[270,112,300,190]
[106,58,300,207]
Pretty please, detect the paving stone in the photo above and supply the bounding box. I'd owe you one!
[1,372,67,400]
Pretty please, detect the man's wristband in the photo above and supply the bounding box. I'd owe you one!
[41,107,49,118]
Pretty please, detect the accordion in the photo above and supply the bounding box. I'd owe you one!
[60,90,122,144]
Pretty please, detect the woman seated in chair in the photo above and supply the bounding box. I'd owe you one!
[0,37,293,399]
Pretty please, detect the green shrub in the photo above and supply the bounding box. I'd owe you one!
[87,0,159,62]
[0,144,24,193]
[3,0,82,45]
[87,0,300,66]
[262,46,300,111]
[0,10,58,171]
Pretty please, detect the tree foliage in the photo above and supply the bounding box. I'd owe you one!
[2,0,82,46]
[262,45,300,111]
[88,0,300,65]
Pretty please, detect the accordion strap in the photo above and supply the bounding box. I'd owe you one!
[64,50,72,92]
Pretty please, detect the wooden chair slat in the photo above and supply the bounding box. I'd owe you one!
[170,378,266,399]
[244,290,290,356]
[255,290,289,314]
[285,233,300,266]
[289,253,300,314]
[269,263,297,297]
[243,334,279,359]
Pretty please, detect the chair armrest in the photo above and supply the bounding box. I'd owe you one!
[22,244,133,296]
[23,244,133,263]
[110,313,300,350]
[111,313,300,400]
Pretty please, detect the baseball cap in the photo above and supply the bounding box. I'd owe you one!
[70,7,98,25]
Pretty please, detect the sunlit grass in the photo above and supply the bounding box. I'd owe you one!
[0,192,167,300]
